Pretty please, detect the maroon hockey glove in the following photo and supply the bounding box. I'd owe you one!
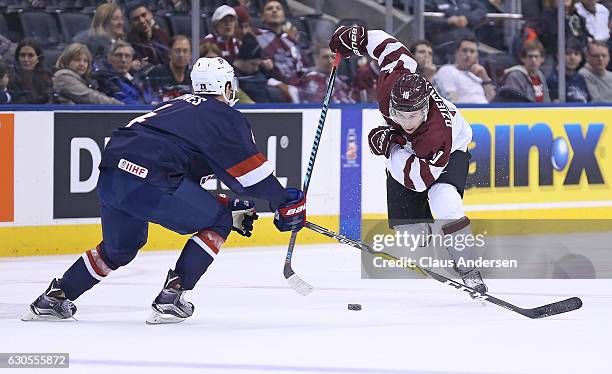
[329,25,368,58]
[217,194,258,237]
[273,188,306,232]
[367,126,407,158]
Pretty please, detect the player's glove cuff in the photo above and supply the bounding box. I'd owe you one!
[273,188,306,232]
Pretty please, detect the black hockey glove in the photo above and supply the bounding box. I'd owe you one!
[368,125,407,158]
[217,194,259,237]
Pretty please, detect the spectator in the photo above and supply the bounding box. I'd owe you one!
[234,5,253,41]
[8,39,53,104]
[125,1,171,66]
[410,40,438,81]
[424,0,487,62]
[609,16,612,69]
[199,41,254,103]
[298,45,355,104]
[255,0,305,86]
[502,40,550,102]
[92,41,154,104]
[547,38,591,101]
[233,33,274,102]
[579,41,612,101]
[73,3,125,68]
[159,0,190,12]
[476,0,507,51]
[201,5,240,64]
[0,61,10,103]
[199,41,222,58]
[575,0,610,41]
[352,58,379,102]
[148,35,193,101]
[53,43,122,105]
[538,0,590,56]
[0,33,16,64]
[432,35,496,103]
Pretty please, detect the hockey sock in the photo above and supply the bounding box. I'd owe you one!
[59,245,112,300]
[174,229,225,290]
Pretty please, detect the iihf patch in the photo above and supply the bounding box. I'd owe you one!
[118,158,148,178]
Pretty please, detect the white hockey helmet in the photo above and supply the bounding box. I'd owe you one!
[190,57,238,105]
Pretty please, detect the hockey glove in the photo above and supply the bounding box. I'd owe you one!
[273,188,306,232]
[368,125,407,158]
[329,25,368,58]
[217,194,259,237]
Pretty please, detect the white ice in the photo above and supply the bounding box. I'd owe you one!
[0,244,610,374]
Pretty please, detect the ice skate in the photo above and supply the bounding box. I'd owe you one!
[455,266,488,296]
[146,269,194,325]
[21,278,77,321]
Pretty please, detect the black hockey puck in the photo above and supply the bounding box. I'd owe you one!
[348,303,362,311]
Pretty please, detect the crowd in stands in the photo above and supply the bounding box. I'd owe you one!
[0,0,611,105]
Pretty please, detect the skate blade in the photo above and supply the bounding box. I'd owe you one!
[21,310,74,322]
[145,311,188,325]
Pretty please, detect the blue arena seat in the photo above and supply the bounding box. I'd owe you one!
[19,11,63,46]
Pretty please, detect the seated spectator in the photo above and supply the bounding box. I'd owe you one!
[160,0,190,12]
[201,5,240,64]
[578,41,612,101]
[298,45,355,104]
[200,42,221,58]
[234,5,253,41]
[575,0,610,42]
[0,61,10,103]
[73,3,125,68]
[502,40,550,102]
[410,40,438,81]
[1,33,16,64]
[476,0,507,51]
[8,39,53,104]
[432,35,496,103]
[92,41,154,104]
[200,41,254,103]
[233,33,274,102]
[547,38,591,102]
[125,1,171,66]
[53,43,123,105]
[148,35,192,102]
[254,0,305,86]
[424,0,487,62]
[352,58,379,102]
[538,0,590,56]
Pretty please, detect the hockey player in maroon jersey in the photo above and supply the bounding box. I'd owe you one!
[330,26,487,293]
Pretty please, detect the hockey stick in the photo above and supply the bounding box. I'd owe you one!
[305,221,583,319]
[284,54,342,296]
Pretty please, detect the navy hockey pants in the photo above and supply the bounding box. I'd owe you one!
[96,168,232,269]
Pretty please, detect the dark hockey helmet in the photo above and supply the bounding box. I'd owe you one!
[390,73,433,112]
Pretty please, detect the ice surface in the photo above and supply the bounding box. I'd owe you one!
[0,244,610,374]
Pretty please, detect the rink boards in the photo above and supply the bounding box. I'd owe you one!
[0,104,611,256]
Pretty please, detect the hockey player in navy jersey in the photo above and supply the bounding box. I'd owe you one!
[23,57,307,324]
[330,26,487,294]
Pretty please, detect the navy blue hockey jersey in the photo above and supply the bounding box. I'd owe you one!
[100,94,285,204]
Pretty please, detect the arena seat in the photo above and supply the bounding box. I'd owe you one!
[19,11,63,46]
[58,12,92,42]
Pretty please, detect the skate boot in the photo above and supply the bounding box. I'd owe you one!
[455,265,488,296]
[21,278,77,321]
[146,269,194,325]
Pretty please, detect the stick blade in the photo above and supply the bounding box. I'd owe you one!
[526,297,583,319]
[286,273,314,296]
